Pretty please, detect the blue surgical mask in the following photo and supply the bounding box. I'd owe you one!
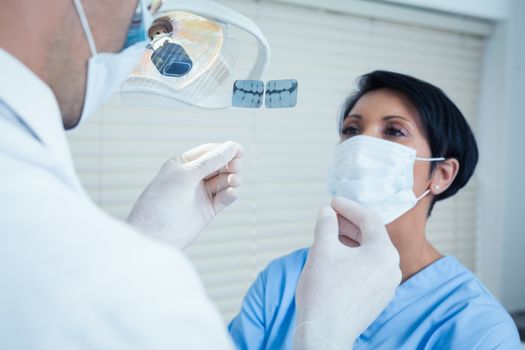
[124,1,152,48]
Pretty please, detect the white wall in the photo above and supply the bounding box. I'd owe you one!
[477,0,525,312]
[380,0,510,20]
[476,22,506,305]
[500,0,525,313]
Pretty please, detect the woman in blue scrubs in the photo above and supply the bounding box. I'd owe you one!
[228,71,521,349]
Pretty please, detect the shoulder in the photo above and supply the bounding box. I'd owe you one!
[228,248,309,347]
[431,306,520,349]
[1,172,211,304]
[241,247,309,303]
[428,258,521,348]
[257,248,309,317]
[260,248,309,282]
[234,247,309,314]
[444,259,513,323]
[450,279,520,348]
[253,248,309,301]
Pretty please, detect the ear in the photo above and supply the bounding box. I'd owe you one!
[429,158,460,196]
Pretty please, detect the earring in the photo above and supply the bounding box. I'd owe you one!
[435,185,440,190]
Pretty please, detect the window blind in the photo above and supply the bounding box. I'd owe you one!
[67,0,487,321]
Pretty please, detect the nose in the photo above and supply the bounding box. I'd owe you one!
[359,123,384,139]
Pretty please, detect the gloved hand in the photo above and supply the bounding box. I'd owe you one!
[294,197,401,350]
[126,141,243,250]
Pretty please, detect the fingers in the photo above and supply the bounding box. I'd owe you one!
[338,234,360,247]
[180,141,244,164]
[205,173,242,195]
[179,143,218,163]
[331,197,371,228]
[213,187,238,214]
[226,157,242,173]
[331,196,387,245]
[314,206,359,257]
[186,141,244,179]
[203,157,242,181]
[337,214,361,244]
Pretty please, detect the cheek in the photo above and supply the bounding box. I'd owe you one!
[412,161,431,191]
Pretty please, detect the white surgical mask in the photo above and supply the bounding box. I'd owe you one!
[327,135,445,224]
[72,0,152,124]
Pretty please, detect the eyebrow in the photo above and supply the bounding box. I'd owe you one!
[383,115,413,123]
[344,114,413,123]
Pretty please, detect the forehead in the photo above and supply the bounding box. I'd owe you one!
[348,88,420,121]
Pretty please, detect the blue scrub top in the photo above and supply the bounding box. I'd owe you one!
[228,249,520,349]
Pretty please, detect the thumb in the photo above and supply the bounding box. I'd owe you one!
[330,196,388,245]
[187,141,241,179]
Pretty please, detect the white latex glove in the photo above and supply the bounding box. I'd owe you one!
[126,141,243,250]
[294,196,402,350]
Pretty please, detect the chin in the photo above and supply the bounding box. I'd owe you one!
[62,114,82,130]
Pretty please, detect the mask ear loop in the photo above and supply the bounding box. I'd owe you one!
[415,156,446,162]
[415,156,445,202]
[72,0,98,56]
[416,189,431,201]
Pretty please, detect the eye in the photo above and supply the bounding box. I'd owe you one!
[385,126,406,137]
[341,125,360,136]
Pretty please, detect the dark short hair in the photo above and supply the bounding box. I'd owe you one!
[340,70,478,214]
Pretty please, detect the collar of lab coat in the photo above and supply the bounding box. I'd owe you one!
[0,47,86,195]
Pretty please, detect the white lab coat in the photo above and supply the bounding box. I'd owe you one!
[0,48,234,350]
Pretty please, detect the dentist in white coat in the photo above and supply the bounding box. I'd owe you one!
[0,0,401,349]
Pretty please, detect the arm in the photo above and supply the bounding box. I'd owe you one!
[115,247,236,349]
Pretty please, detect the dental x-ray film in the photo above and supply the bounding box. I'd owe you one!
[231,79,298,108]
[232,80,264,108]
[265,79,298,108]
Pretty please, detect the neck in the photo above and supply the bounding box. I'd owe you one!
[386,212,442,283]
